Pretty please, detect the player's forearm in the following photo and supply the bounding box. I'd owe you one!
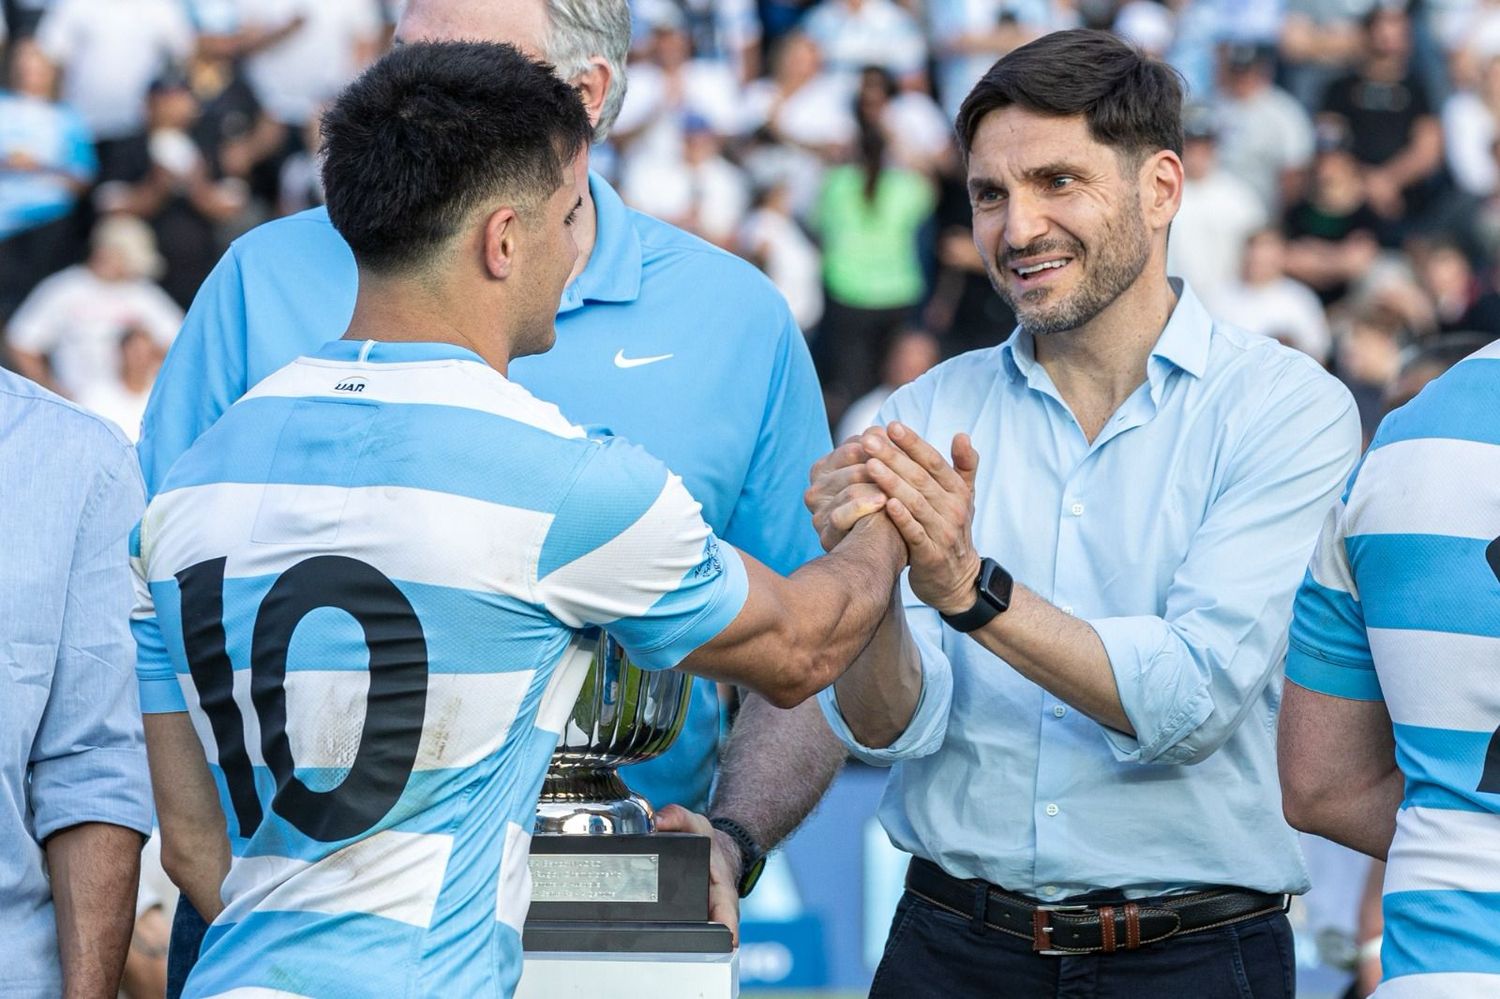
[48,822,143,999]
[831,587,923,749]
[968,585,1134,734]
[144,714,230,920]
[780,516,909,701]
[709,694,848,851]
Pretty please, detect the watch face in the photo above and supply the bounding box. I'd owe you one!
[978,558,1013,612]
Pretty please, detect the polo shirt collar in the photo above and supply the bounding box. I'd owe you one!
[560,172,643,313]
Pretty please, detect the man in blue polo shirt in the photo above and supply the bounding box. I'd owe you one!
[139,0,845,986]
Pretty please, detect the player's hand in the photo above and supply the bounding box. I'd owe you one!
[861,423,982,617]
[805,435,888,552]
[655,805,742,946]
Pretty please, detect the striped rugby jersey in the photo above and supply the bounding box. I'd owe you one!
[129,339,749,999]
[1287,339,1500,999]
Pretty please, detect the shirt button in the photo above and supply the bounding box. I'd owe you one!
[1045,803,1060,817]
[1069,502,1085,516]
[1041,884,1059,896]
[1053,705,1067,718]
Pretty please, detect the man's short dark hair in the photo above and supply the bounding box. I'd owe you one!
[955,29,1184,164]
[320,41,593,275]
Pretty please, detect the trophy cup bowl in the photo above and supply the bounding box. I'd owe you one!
[534,628,693,836]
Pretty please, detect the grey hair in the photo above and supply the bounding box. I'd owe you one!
[544,0,631,142]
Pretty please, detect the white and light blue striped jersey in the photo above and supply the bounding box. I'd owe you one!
[1287,339,1500,999]
[129,339,749,999]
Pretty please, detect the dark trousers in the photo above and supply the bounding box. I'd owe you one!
[166,898,209,999]
[870,890,1296,999]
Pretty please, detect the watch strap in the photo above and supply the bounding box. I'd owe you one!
[709,816,766,898]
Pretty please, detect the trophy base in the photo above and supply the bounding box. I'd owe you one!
[521,834,734,998]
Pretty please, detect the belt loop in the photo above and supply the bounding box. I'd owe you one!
[970,881,988,935]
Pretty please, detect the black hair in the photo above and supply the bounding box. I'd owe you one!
[955,29,1184,163]
[320,41,593,275]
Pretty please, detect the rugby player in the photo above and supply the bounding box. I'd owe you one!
[1280,337,1500,997]
[131,43,906,998]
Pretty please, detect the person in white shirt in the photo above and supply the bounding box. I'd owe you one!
[621,114,751,248]
[1166,106,1268,313]
[1443,30,1500,198]
[1215,228,1334,364]
[240,0,383,130]
[740,177,824,332]
[1214,43,1316,213]
[34,0,195,149]
[76,324,166,443]
[802,0,928,89]
[5,214,181,399]
[611,12,740,177]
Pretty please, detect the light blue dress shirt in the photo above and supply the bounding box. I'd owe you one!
[136,173,829,813]
[821,282,1360,901]
[0,368,152,998]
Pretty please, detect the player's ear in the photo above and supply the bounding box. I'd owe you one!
[482,206,520,281]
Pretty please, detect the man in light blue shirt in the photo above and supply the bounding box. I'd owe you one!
[139,0,843,986]
[807,30,1359,998]
[0,367,153,997]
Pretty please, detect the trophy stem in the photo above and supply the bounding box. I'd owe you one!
[540,768,633,806]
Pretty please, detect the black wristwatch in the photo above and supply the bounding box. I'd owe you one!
[710,816,766,898]
[939,556,1014,632]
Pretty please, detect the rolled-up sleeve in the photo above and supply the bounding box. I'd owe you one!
[1093,366,1361,766]
[819,581,953,764]
[29,444,153,840]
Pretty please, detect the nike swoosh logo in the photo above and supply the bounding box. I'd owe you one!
[614,349,674,369]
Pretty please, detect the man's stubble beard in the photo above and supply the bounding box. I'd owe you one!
[986,197,1153,338]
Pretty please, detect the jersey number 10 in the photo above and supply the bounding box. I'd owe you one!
[175,555,429,843]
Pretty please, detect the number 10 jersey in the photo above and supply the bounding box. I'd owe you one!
[130,339,749,998]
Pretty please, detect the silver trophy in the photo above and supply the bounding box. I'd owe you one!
[534,628,692,836]
[525,628,723,946]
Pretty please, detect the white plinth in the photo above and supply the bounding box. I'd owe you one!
[515,950,738,999]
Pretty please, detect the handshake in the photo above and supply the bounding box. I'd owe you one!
[804,421,985,620]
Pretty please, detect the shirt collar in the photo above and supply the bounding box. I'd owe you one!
[310,339,486,366]
[561,172,643,312]
[998,278,1212,387]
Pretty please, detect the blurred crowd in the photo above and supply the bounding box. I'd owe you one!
[5,0,1500,440]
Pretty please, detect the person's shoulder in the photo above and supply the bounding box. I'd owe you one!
[1210,319,1348,405]
[0,366,133,458]
[231,205,342,255]
[628,209,792,319]
[1376,339,1500,448]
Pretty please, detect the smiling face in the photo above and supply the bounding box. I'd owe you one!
[967,107,1160,337]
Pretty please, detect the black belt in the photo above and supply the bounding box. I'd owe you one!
[905,858,1289,956]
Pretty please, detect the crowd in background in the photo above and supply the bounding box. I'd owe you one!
[6,0,1500,442]
[1,1,1497,995]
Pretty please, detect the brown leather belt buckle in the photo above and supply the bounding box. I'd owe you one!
[1031,903,1090,955]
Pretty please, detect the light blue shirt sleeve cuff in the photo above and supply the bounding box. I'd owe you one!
[1090,614,1213,765]
[816,621,952,765]
[30,747,154,841]
[138,673,189,714]
[625,544,750,671]
[1286,641,1384,701]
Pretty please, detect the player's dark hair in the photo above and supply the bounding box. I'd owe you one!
[320,41,592,275]
[955,29,1184,163]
